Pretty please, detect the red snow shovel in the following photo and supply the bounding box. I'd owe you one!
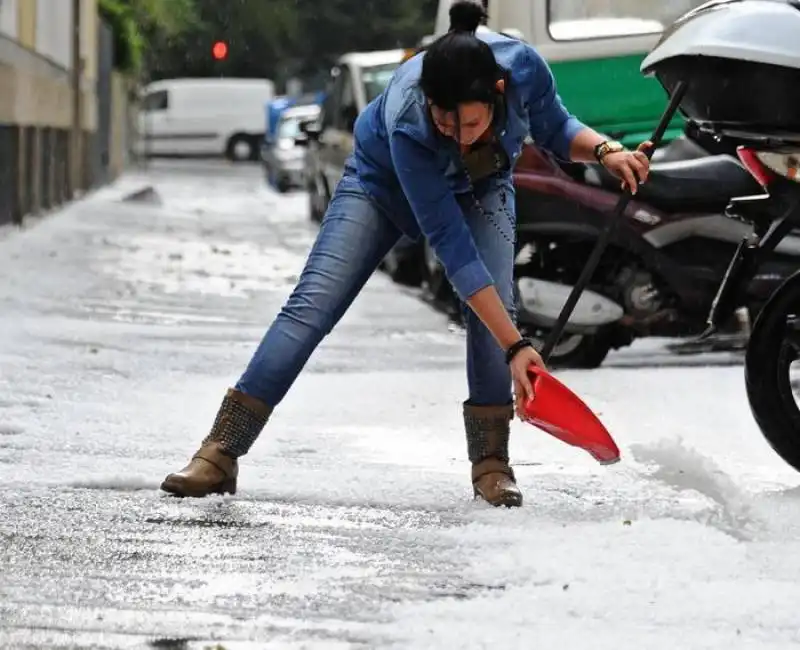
[518,81,691,465]
[520,366,620,465]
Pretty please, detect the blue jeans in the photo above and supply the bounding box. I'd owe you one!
[236,169,517,407]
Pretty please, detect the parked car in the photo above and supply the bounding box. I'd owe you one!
[300,48,424,285]
[134,77,275,161]
[262,104,321,193]
[304,49,405,214]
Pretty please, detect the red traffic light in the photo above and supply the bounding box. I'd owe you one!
[212,41,228,60]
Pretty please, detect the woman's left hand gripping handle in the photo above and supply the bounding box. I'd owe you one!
[511,346,546,422]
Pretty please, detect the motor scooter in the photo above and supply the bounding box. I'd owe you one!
[416,129,800,368]
[510,129,800,367]
[549,0,800,472]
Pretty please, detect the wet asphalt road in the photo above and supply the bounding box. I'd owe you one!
[5,161,800,650]
[0,161,473,649]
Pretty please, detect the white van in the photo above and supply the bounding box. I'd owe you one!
[135,77,276,161]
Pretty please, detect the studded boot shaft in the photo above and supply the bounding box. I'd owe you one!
[463,402,522,508]
[161,388,272,498]
[201,389,271,455]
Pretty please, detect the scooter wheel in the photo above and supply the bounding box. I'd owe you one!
[420,241,454,306]
[745,270,800,472]
[522,326,612,370]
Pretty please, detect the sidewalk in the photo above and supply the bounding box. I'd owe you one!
[2,162,799,649]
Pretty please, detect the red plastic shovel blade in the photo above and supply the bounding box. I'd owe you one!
[521,366,621,465]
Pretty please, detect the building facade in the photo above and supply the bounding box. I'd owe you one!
[0,0,18,38]
[0,0,99,226]
[0,0,97,75]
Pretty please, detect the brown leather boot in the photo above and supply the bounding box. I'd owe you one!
[464,402,522,508]
[161,388,272,498]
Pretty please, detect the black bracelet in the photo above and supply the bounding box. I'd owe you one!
[504,337,534,365]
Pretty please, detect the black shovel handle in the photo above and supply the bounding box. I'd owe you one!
[539,80,690,364]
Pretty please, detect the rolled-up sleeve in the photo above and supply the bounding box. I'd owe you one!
[524,46,586,161]
[390,128,494,301]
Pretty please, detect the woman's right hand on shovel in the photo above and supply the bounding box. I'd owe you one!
[463,285,547,420]
[510,346,547,422]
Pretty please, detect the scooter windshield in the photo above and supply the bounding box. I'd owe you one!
[654,0,744,48]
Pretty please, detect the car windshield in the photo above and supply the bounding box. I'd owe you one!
[362,63,400,103]
[548,0,710,40]
[277,116,303,139]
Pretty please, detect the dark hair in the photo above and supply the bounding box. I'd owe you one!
[419,1,502,112]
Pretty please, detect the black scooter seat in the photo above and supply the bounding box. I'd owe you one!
[585,154,763,213]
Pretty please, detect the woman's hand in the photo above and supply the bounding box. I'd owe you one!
[463,286,547,419]
[510,345,547,421]
[602,141,653,194]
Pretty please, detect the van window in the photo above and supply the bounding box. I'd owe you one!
[361,63,400,104]
[143,90,169,112]
[547,0,708,41]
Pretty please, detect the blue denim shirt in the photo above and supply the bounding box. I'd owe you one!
[352,29,586,301]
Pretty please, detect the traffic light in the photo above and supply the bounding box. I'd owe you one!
[212,41,228,60]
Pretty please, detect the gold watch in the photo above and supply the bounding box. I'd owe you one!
[594,140,625,165]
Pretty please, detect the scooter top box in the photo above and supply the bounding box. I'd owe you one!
[641,0,800,135]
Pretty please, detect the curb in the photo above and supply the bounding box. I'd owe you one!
[121,185,162,206]
[0,177,161,240]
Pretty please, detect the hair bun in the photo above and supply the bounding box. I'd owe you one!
[449,0,486,34]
